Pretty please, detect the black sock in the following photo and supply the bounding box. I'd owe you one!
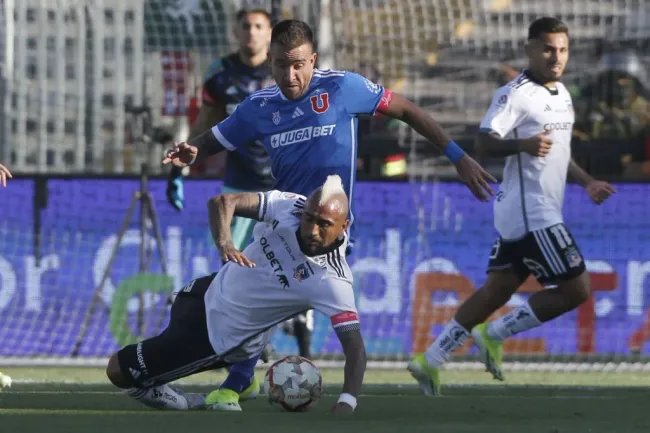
[293,320,312,359]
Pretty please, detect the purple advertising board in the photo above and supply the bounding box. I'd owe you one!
[0,179,649,358]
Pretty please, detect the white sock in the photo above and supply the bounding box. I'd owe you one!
[486,301,541,341]
[126,384,189,410]
[424,319,470,368]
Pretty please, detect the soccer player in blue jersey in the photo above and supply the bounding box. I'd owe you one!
[163,19,494,210]
[165,9,314,362]
[163,19,495,414]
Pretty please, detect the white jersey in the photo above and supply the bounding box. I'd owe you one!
[480,71,575,240]
[204,190,358,363]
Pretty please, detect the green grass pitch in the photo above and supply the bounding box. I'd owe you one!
[0,367,649,433]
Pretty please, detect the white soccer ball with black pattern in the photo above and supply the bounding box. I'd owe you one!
[263,355,322,412]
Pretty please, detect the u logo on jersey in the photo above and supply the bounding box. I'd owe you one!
[310,93,329,114]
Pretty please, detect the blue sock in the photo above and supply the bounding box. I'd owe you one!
[220,355,259,393]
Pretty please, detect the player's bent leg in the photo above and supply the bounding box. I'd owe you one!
[408,268,524,393]
[477,274,590,382]
[484,224,590,347]
[455,269,523,331]
[528,270,590,322]
[106,352,132,389]
[465,269,525,381]
[107,340,213,411]
[107,274,226,411]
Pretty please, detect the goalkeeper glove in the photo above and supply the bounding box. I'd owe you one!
[166,166,185,211]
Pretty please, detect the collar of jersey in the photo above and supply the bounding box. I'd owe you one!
[521,69,559,95]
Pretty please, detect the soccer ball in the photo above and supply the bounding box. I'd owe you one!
[263,355,322,412]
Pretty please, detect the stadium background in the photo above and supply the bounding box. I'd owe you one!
[1,0,650,383]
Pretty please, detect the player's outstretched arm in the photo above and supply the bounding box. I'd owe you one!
[0,162,12,187]
[163,96,259,168]
[166,102,229,211]
[476,130,553,158]
[207,192,262,266]
[331,326,367,414]
[380,92,496,201]
[162,129,228,168]
[568,159,616,205]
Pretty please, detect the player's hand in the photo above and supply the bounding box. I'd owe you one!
[218,242,256,267]
[454,154,496,202]
[0,163,12,187]
[330,402,355,415]
[586,180,616,205]
[162,142,198,167]
[520,130,553,157]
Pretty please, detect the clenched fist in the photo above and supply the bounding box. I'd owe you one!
[520,130,553,157]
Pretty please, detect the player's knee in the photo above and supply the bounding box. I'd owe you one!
[572,273,592,306]
[106,352,131,389]
[560,272,591,308]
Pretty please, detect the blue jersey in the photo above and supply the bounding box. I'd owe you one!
[203,53,275,190]
[212,69,385,239]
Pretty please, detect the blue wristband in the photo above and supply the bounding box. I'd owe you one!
[443,140,465,164]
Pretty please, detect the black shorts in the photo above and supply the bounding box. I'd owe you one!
[117,273,228,388]
[487,223,586,285]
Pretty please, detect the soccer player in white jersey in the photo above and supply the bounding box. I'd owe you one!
[407,17,616,396]
[106,175,365,414]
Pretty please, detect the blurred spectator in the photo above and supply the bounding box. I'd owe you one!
[572,50,650,177]
[573,51,650,141]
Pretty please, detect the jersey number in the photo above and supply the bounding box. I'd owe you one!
[549,225,572,249]
[310,93,329,114]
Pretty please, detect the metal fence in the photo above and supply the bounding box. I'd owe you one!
[1,0,649,174]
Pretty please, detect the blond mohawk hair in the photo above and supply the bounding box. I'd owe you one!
[318,175,346,206]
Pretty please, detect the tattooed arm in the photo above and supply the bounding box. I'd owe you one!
[207,192,263,266]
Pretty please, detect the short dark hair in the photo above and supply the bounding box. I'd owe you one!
[235,9,272,25]
[271,20,314,50]
[528,17,569,40]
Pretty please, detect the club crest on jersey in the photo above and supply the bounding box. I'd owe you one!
[565,247,582,268]
[310,92,329,114]
[293,263,313,283]
[272,111,281,125]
